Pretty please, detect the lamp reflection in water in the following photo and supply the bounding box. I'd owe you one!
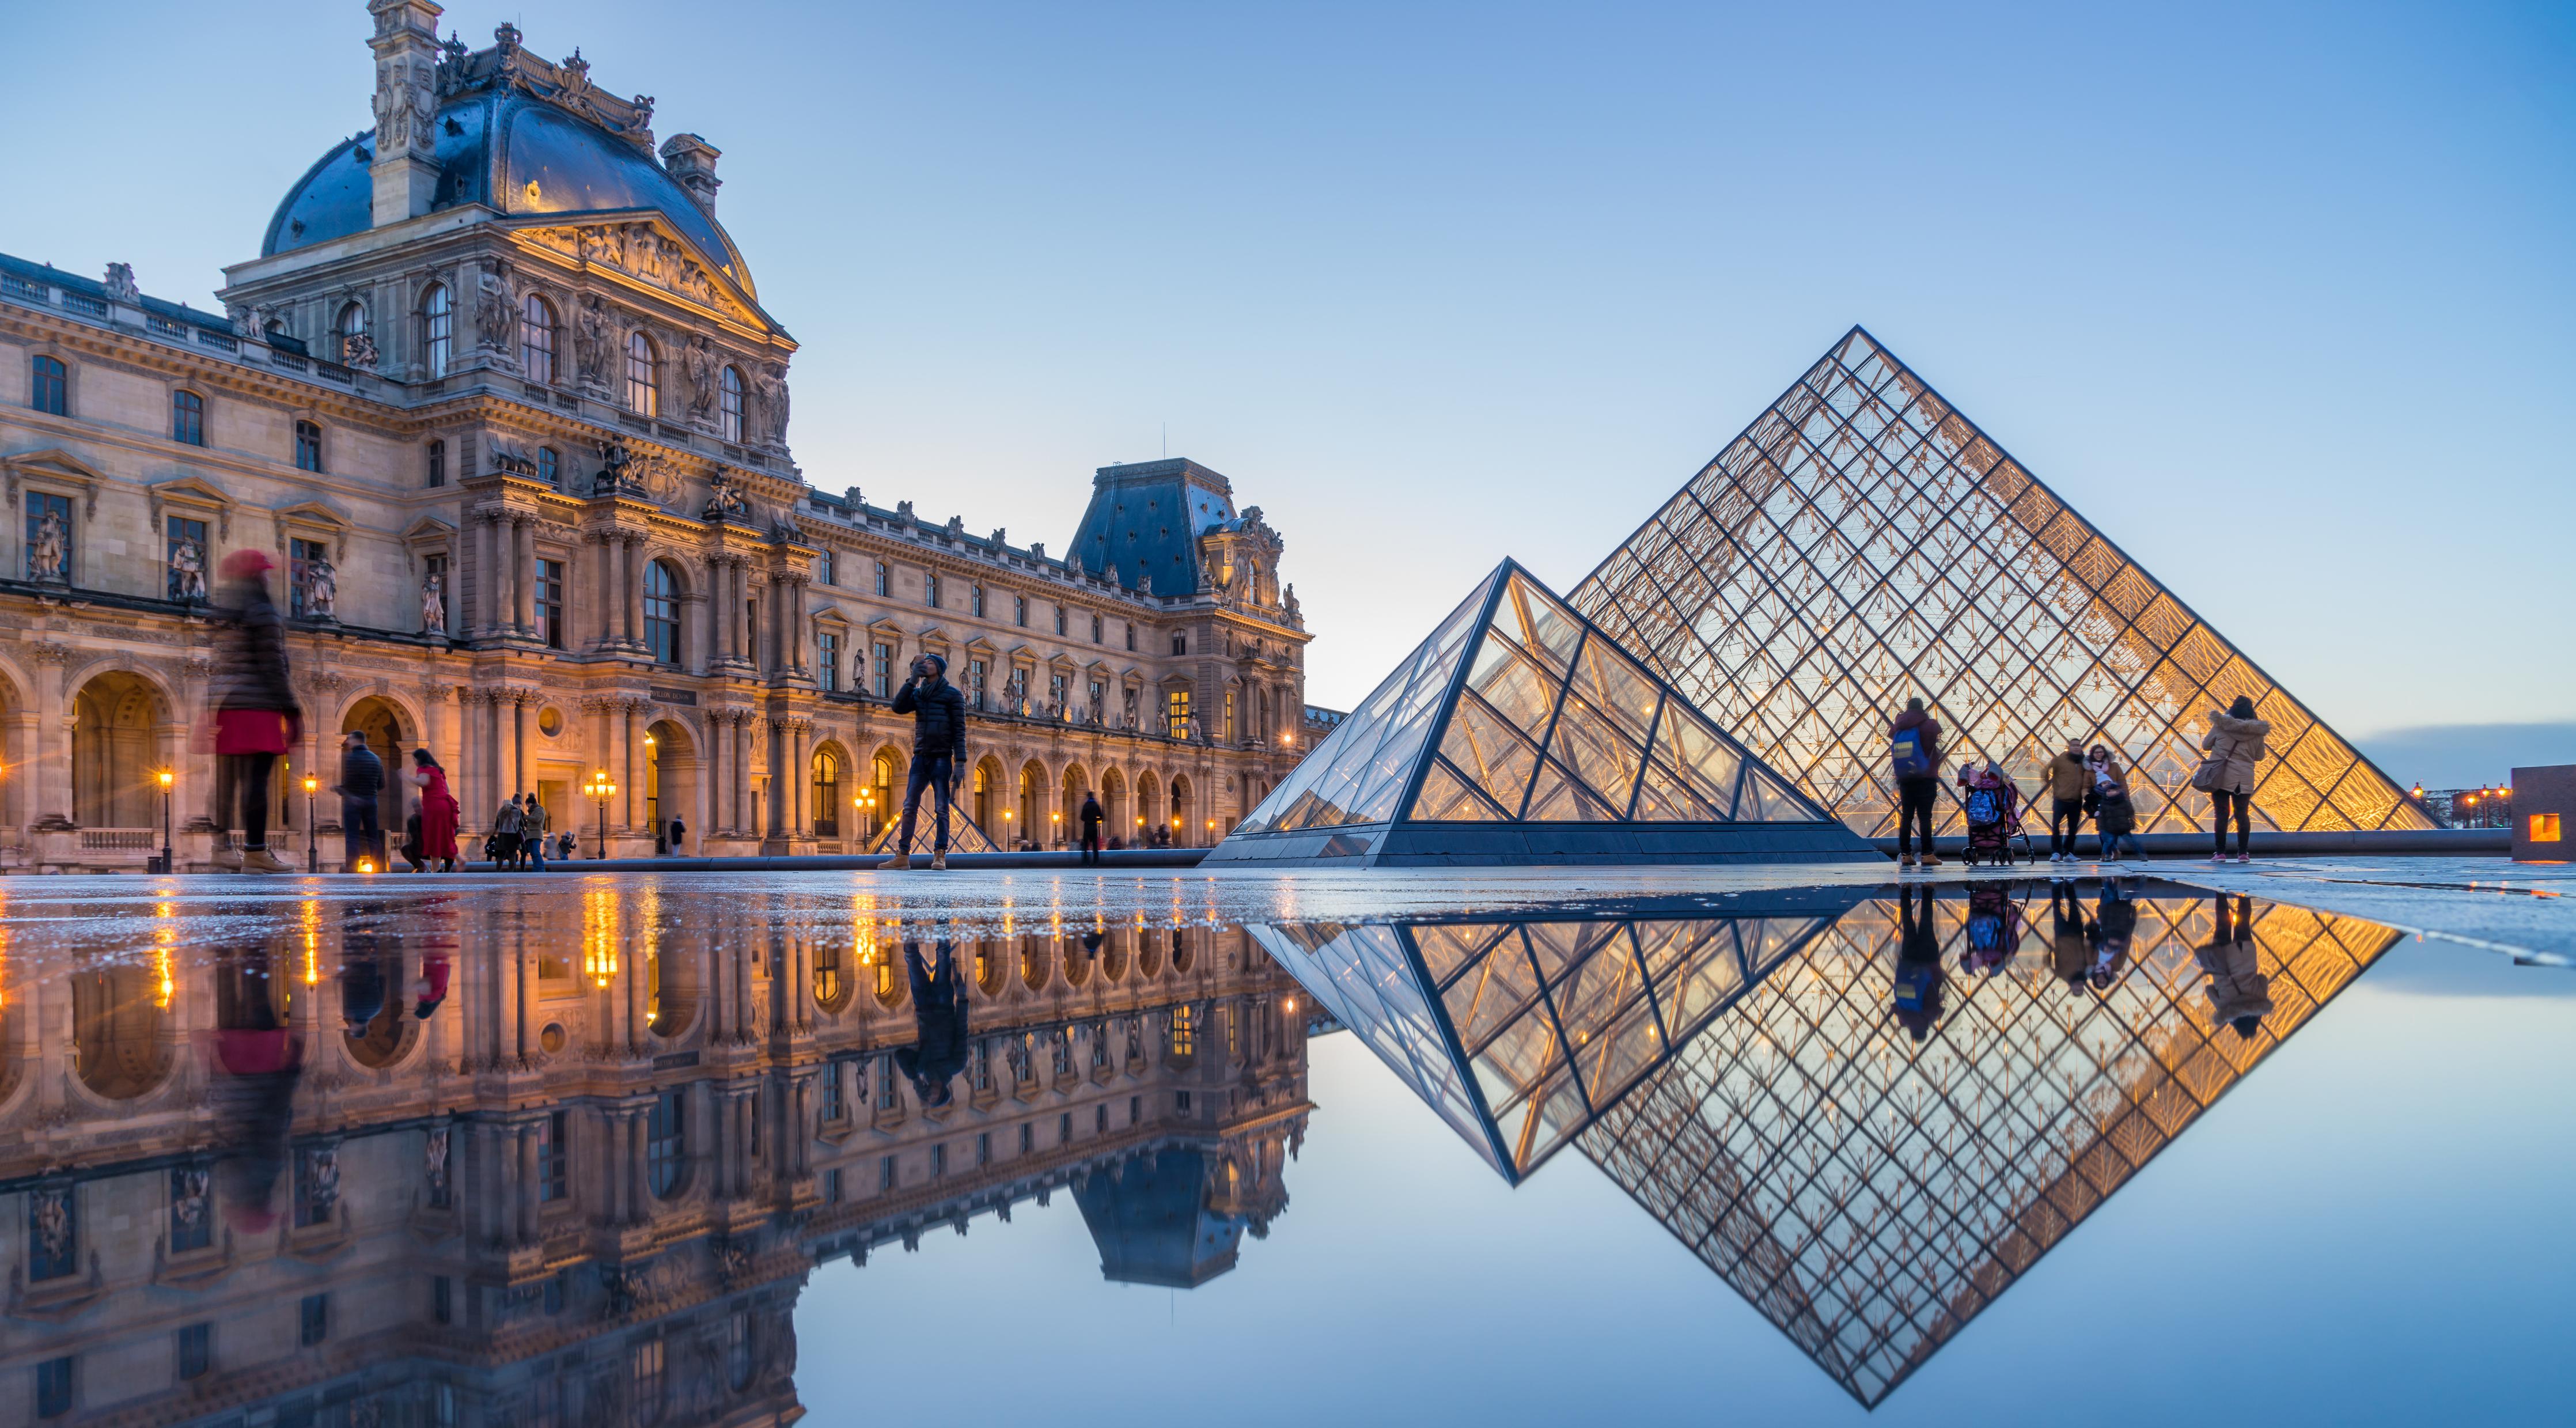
[1249,884,2405,1406]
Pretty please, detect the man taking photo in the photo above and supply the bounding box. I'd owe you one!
[884,652,967,870]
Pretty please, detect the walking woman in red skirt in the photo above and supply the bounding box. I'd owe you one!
[407,748,460,872]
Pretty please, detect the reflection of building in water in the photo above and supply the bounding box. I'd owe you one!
[1260,888,2400,1406]
[0,891,1309,1423]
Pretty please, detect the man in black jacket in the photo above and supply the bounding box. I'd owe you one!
[332,730,385,872]
[894,938,967,1107]
[886,653,967,869]
[1078,790,1105,865]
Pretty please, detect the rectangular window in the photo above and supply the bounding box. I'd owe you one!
[24,491,73,583]
[169,1165,213,1252]
[1014,594,1028,627]
[172,389,204,445]
[300,1293,330,1346]
[1130,1094,1141,1124]
[874,560,890,596]
[1171,631,1187,656]
[30,355,67,416]
[967,658,988,710]
[1166,689,1192,740]
[36,1356,72,1418]
[880,1154,897,1191]
[1092,613,1103,643]
[1126,622,1137,651]
[930,1142,947,1178]
[1049,672,1067,718]
[819,632,840,691]
[433,1276,453,1324]
[539,1111,568,1203]
[1095,1104,1108,1134]
[165,517,207,603]
[177,1322,212,1381]
[972,584,985,618]
[1177,1090,1194,1114]
[1018,1123,1033,1154]
[294,1148,335,1228]
[647,1091,685,1198]
[825,1166,844,1204]
[1223,690,1236,743]
[2534,813,2563,842]
[925,573,940,608]
[294,420,324,472]
[817,547,835,586]
[539,446,558,487]
[976,1131,991,1166]
[876,1055,900,1109]
[1059,1111,1073,1143]
[535,558,565,649]
[1054,605,1067,636]
[822,1066,845,1120]
[289,538,329,619]
[872,642,893,699]
[427,438,445,487]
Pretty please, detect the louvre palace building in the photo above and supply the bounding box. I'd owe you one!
[0,0,1312,871]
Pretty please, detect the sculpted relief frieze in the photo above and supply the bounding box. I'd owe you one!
[523,222,734,317]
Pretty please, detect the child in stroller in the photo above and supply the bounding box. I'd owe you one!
[1957,760,2031,866]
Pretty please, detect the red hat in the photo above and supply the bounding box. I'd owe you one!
[220,549,272,580]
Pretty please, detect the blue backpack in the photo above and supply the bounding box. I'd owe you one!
[1964,786,2005,827]
[1891,728,1932,780]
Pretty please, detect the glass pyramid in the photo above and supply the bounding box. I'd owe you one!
[1211,560,1876,866]
[1569,328,2433,838]
[863,806,1002,855]
[1242,890,1859,1180]
[1255,888,2403,1405]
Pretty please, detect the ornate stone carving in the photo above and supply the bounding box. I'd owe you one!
[573,294,609,384]
[702,469,752,524]
[28,507,67,582]
[341,329,380,370]
[304,554,339,621]
[103,263,141,304]
[473,262,514,351]
[421,570,446,634]
[680,335,715,419]
[168,535,209,603]
[526,222,733,312]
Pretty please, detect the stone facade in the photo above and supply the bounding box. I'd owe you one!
[0,2,1310,871]
[0,896,1312,1420]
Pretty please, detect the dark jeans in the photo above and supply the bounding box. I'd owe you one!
[2051,797,2086,855]
[221,752,278,850]
[897,753,956,853]
[340,796,380,870]
[1895,777,1939,858]
[2211,790,2250,854]
[1081,826,1103,863]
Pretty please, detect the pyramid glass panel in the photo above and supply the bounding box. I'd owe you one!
[1213,560,1879,866]
[1568,328,2433,838]
[862,807,1002,855]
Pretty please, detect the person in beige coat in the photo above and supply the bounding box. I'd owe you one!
[2199,695,2271,862]
[2196,893,2274,1039]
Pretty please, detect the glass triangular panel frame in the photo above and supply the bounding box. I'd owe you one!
[1210,560,1878,866]
[1566,327,2434,838]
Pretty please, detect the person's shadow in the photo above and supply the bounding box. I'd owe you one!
[895,939,968,1108]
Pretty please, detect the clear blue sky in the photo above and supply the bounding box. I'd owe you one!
[7,2,2570,773]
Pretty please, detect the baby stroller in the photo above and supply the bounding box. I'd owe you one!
[1959,775,2032,868]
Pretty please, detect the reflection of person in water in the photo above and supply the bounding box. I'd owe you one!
[2197,893,2274,1039]
[2050,881,2094,990]
[1891,882,1945,1042]
[2088,880,2139,991]
[211,944,304,1233]
[413,895,455,1021]
[895,938,969,1107]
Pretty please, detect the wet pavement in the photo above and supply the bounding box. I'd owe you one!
[1,864,2569,1424]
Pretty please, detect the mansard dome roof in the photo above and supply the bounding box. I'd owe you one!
[261,55,755,300]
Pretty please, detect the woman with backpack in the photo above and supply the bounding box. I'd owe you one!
[2194,696,2272,863]
[1889,697,1945,868]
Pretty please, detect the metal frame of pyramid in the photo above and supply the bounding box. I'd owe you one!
[861,806,1002,855]
[1569,328,2434,838]
[1207,559,1879,866]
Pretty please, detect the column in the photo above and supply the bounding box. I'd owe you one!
[512,515,535,636]
[512,690,532,797]
[515,1124,539,1243]
[766,719,785,838]
[790,720,809,838]
[622,535,643,648]
[30,645,70,826]
[786,577,806,674]
[621,699,641,830]
[702,709,723,837]
[710,558,732,665]
[732,714,749,832]
[594,533,618,649]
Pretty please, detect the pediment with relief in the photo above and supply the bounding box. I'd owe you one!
[513,214,770,332]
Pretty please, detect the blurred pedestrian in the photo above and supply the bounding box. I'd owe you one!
[2045,738,2090,864]
[1079,791,1105,865]
[2086,745,2144,859]
[408,749,459,872]
[490,793,524,869]
[209,550,300,873]
[668,816,686,855]
[2050,880,2093,990]
[520,792,549,871]
[1889,696,1945,868]
[332,730,384,872]
[2194,696,2271,863]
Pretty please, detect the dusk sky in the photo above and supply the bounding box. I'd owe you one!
[9,1,2569,782]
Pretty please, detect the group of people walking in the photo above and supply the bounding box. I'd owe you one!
[1886,694,2272,868]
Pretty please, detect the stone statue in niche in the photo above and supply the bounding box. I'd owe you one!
[573,295,608,382]
[1284,582,1300,620]
[169,536,209,603]
[593,435,634,496]
[752,363,790,444]
[473,266,514,351]
[681,335,715,419]
[28,508,67,582]
[421,570,446,634]
[342,330,380,370]
[423,1126,450,1198]
[306,555,340,620]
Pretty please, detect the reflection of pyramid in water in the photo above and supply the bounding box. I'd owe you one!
[1265,891,2401,1406]
[862,809,1002,855]
[1209,560,1876,866]
[1570,328,2432,837]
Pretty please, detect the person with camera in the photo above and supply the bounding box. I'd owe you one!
[884,652,968,869]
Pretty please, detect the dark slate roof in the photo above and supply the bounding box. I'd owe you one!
[1071,1147,1247,1289]
[260,86,759,306]
[0,253,234,335]
[1067,459,1240,596]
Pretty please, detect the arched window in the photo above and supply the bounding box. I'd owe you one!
[626,332,659,416]
[421,284,451,378]
[295,420,324,473]
[718,365,744,442]
[171,389,204,445]
[29,355,66,416]
[520,293,556,384]
[643,560,681,665]
[537,446,559,487]
[813,750,841,838]
[335,301,368,365]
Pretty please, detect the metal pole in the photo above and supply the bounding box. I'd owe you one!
[306,785,318,872]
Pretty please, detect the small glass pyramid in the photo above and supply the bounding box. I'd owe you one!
[1210,560,1877,866]
[863,807,1002,855]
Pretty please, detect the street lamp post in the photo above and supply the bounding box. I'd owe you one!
[585,772,617,859]
[155,768,174,874]
[302,774,319,872]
